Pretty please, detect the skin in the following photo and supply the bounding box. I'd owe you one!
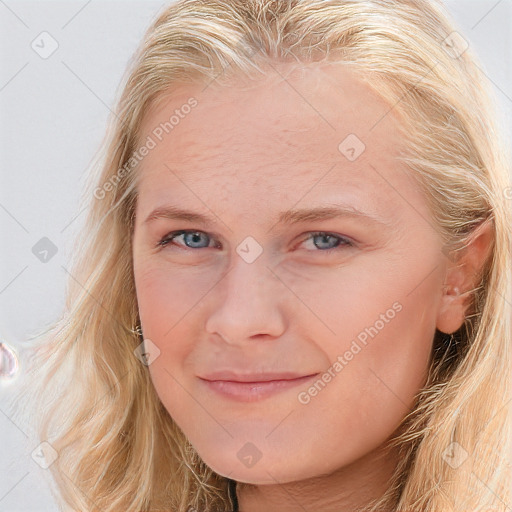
[131,61,492,512]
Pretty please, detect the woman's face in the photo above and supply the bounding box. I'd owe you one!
[132,62,449,484]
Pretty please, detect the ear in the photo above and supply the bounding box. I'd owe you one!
[436,218,494,334]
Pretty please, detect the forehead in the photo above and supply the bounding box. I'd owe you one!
[134,61,418,222]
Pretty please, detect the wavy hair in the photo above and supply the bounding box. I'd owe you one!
[11,1,511,511]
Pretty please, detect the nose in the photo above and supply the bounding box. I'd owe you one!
[204,250,287,345]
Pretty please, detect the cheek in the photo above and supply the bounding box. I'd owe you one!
[134,262,212,344]
[133,262,202,391]
[289,258,437,431]
[133,263,208,417]
[133,260,225,383]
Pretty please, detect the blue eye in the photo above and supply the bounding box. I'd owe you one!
[303,231,353,251]
[157,230,354,253]
[158,230,216,249]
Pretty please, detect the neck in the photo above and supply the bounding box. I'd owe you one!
[235,442,399,512]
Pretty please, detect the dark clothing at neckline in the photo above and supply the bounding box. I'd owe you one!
[227,479,239,511]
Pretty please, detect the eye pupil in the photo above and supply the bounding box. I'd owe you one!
[184,231,208,248]
[313,233,339,250]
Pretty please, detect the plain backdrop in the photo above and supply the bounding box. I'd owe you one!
[0,1,511,510]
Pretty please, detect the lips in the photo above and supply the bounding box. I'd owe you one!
[198,370,320,402]
[199,370,317,383]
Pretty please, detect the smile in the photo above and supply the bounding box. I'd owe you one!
[198,373,319,402]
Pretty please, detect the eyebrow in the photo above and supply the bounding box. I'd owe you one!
[143,204,391,228]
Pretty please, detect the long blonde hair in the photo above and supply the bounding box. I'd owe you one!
[10,1,511,511]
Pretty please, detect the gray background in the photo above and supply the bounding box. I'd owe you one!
[1,1,511,510]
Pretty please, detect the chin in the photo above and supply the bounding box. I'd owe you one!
[205,458,298,485]
[193,440,323,485]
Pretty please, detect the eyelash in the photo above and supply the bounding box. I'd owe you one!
[156,230,354,254]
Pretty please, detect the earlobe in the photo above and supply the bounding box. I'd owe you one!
[436,284,467,334]
[436,218,494,335]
